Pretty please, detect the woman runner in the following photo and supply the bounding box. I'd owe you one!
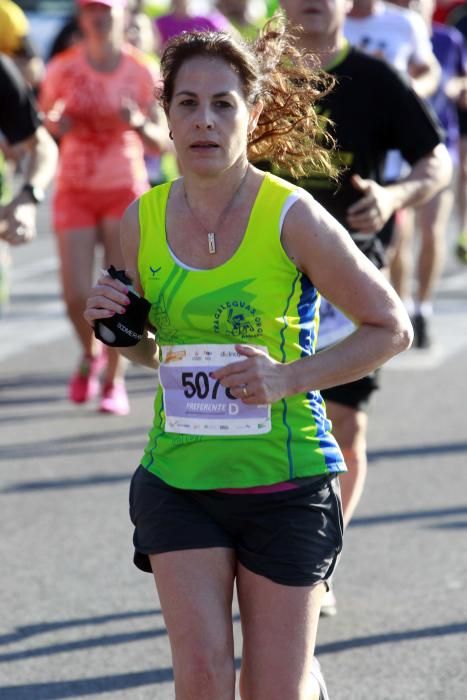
[84,25,413,700]
[40,0,168,414]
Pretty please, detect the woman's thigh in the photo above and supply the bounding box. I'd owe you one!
[149,547,237,698]
[100,217,125,269]
[237,564,325,700]
[417,187,454,237]
[99,187,142,267]
[325,399,368,451]
[55,226,98,303]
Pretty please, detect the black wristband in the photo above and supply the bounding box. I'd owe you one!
[22,183,44,203]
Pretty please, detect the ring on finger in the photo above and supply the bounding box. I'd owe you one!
[242,385,248,398]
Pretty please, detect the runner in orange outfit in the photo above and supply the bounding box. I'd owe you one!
[40,0,168,414]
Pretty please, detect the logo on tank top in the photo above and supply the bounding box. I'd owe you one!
[213,300,263,338]
[149,265,162,278]
[152,293,179,343]
[177,280,263,338]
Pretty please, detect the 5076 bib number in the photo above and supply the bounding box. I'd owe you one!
[159,344,271,436]
[181,371,235,401]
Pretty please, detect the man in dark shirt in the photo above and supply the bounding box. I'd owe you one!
[279,0,452,616]
[0,53,57,245]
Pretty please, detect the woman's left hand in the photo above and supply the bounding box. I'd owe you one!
[211,345,291,405]
[347,175,396,233]
[0,198,36,245]
[120,97,146,130]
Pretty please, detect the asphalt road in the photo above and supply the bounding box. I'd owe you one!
[0,198,466,699]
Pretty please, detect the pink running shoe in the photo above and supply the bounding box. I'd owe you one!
[68,351,107,404]
[99,382,130,416]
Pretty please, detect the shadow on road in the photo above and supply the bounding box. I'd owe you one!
[1,473,132,493]
[0,668,175,699]
[0,409,77,425]
[368,441,467,461]
[316,621,467,655]
[0,370,155,408]
[0,393,64,406]
[351,504,467,528]
[0,426,148,464]
[0,627,170,664]
[427,520,467,530]
[0,609,163,647]
[0,373,69,389]
[0,371,152,391]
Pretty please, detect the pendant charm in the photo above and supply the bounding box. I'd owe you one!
[208,232,216,255]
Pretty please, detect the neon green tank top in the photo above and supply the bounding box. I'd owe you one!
[138,172,346,489]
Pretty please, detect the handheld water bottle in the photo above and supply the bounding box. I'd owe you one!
[94,266,151,347]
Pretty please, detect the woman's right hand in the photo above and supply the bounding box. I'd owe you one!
[84,272,131,327]
[44,100,73,139]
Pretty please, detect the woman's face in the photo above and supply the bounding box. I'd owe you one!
[280,0,354,36]
[79,3,124,41]
[125,13,155,52]
[171,0,190,16]
[167,55,261,177]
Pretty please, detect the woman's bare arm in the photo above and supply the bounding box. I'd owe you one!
[84,199,160,370]
[281,193,413,394]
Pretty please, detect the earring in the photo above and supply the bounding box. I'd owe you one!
[169,131,173,140]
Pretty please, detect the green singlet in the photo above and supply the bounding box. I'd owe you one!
[138,172,346,489]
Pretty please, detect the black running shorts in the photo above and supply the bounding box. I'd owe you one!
[129,466,343,588]
[321,370,380,411]
[459,107,467,137]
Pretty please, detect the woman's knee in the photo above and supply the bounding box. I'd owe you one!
[239,673,312,700]
[64,294,87,318]
[174,645,235,700]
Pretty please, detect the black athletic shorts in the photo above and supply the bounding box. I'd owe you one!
[354,232,388,268]
[459,108,467,137]
[129,466,344,588]
[321,369,380,411]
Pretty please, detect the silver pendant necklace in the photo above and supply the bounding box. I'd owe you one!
[207,232,216,254]
[183,169,249,255]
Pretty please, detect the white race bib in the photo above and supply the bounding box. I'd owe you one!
[317,297,356,350]
[159,344,271,436]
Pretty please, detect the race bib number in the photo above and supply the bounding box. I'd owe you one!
[317,297,356,350]
[159,344,271,436]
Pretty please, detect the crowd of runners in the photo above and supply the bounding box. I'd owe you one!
[1,1,467,698]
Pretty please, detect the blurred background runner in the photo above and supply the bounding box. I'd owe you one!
[216,0,267,40]
[388,0,467,347]
[39,0,169,416]
[0,0,44,88]
[430,0,467,262]
[0,53,57,314]
[153,0,233,49]
[278,0,451,618]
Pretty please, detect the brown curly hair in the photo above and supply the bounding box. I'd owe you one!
[159,16,336,180]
